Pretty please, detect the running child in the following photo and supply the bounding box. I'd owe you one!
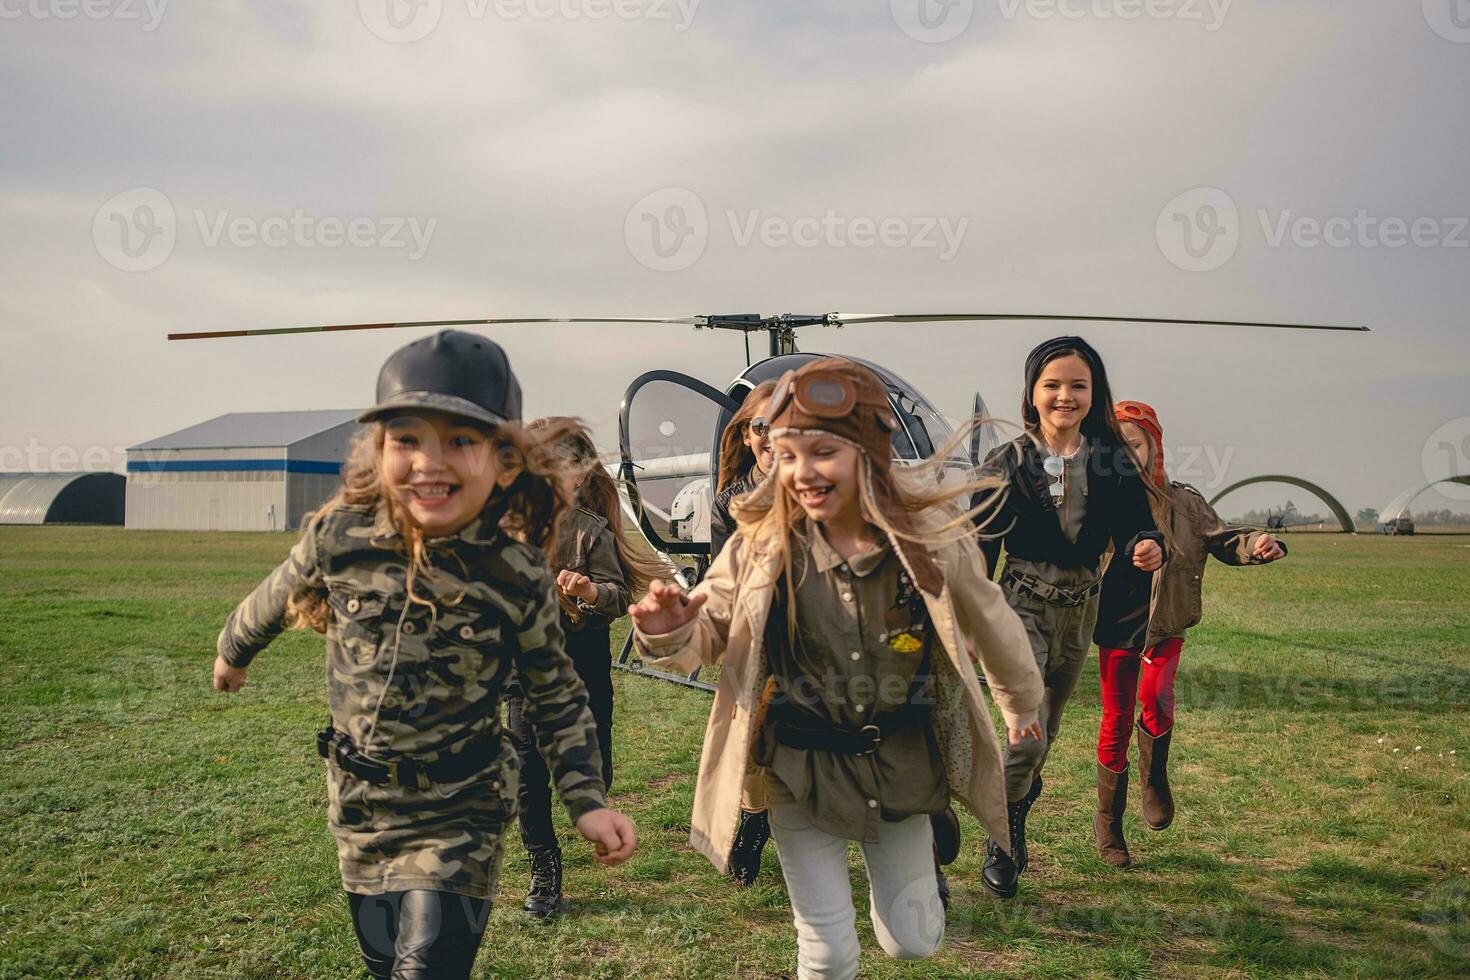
[1091,400,1286,866]
[212,331,636,979]
[631,358,1043,980]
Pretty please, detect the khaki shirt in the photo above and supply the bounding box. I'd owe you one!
[759,526,949,843]
[1006,438,1099,587]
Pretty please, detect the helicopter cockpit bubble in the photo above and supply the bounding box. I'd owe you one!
[618,370,739,561]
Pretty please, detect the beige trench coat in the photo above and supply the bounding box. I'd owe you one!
[635,524,1044,874]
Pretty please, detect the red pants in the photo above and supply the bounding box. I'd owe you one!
[1096,637,1183,772]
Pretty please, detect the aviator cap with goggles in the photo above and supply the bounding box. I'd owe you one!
[761,358,900,470]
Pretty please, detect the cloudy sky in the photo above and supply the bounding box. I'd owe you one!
[2,0,1468,520]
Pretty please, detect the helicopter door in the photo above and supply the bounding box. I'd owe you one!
[619,370,740,557]
[970,391,1002,464]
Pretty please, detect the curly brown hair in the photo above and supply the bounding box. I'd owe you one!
[285,417,581,633]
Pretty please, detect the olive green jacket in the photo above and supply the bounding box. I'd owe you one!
[1148,482,1286,647]
[558,506,632,632]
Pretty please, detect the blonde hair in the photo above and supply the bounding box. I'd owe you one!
[286,418,579,632]
[731,416,1013,642]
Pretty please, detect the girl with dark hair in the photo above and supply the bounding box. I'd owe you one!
[711,380,777,560]
[709,380,780,884]
[971,336,1169,898]
[630,358,1043,979]
[1092,401,1285,867]
[507,418,666,917]
[212,332,635,979]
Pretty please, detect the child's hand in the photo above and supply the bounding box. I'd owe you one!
[1132,539,1164,572]
[1008,718,1044,746]
[213,655,248,693]
[575,808,637,866]
[1253,534,1286,561]
[556,570,598,603]
[628,579,705,636]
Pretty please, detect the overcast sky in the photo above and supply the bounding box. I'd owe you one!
[2,0,1468,520]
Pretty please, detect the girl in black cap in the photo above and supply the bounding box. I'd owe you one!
[970,335,1170,898]
[211,331,636,979]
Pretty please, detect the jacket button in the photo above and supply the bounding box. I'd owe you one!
[402,621,417,635]
[867,799,878,809]
[490,780,501,791]
[855,704,866,714]
[841,592,854,603]
[346,597,360,614]
[850,652,861,661]
[459,625,475,640]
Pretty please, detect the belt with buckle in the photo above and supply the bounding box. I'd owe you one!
[1002,568,1101,608]
[768,699,927,757]
[316,724,501,790]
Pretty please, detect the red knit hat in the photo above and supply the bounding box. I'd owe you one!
[1115,400,1167,489]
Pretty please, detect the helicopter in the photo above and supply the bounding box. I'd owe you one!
[172,310,1366,689]
[171,308,1366,568]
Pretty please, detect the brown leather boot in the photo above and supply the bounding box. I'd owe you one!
[1136,722,1174,831]
[1093,764,1131,868]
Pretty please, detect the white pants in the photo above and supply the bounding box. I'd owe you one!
[768,788,945,980]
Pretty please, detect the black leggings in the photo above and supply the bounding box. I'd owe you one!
[507,626,614,853]
[348,890,491,980]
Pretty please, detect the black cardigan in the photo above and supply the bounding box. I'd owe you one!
[710,466,759,560]
[974,435,1168,651]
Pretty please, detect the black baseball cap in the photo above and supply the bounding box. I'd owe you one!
[358,330,522,428]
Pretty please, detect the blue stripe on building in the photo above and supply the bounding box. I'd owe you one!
[127,459,342,475]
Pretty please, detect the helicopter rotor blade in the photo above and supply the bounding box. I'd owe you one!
[168,315,710,342]
[827,313,1369,332]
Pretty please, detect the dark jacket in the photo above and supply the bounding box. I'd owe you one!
[1146,482,1285,647]
[975,434,1168,650]
[710,466,761,560]
[555,505,632,633]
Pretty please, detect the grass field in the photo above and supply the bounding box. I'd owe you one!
[1,527,1467,979]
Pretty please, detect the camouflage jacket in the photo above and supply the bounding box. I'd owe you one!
[218,501,606,897]
[555,506,632,633]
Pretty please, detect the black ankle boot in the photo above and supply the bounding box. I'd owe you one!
[524,847,563,919]
[982,777,1042,899]
[727,809,770,886]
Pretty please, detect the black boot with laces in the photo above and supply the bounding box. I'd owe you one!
[523,847,563,919]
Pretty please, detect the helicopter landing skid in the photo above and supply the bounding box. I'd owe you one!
[612,631,716,694]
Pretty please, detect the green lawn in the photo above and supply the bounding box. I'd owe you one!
[1,527,1467,978]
